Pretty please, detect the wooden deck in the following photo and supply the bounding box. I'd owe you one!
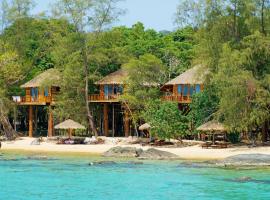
[161,95,192,104]
[13,96,53,105]
[88,94,121,103]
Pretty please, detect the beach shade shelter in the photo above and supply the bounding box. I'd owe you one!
[54,119,86,138]
[197,121,227,143]
[139,123,151,131]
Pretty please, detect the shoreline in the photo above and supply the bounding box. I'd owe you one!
[2,137,270,161]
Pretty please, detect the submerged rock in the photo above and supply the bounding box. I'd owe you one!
[27,155,49,160]
[128,161,144,165]
[138,148,178,160]
[224,176,270,184]
[89,161,116,166]
[218,154,270,167]
[102,146,143,158]
[234,176,252,182]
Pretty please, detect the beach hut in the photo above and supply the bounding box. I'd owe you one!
[197,121,227,148]
[54,119,86,138]
[162,65,207,104]
[13,68,61,137]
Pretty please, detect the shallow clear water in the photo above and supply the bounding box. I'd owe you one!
[1,152,270,200]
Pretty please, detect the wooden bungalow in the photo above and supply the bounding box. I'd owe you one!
[13,68,61,137]
[162,65,205,104]
[89,69,131,137]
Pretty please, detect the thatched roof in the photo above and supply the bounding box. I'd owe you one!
[21,68,61,88]
[165,65,206,85]
[197,121,226,132]
[96,69,128,85]
[139,123,151,131]
[54,119,86,130]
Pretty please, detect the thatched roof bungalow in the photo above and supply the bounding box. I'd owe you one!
[162,65,207,104]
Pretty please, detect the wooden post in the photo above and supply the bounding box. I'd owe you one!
[124,110,129,137]
[103,103,109,137]
[29,105,33,137]
[34,106,38,134]
[112,104,115,137]
[68,128,72,138]
[48,107,53,137]
[14,106,17,132]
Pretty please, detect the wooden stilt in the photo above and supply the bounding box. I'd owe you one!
[103,103,109,137]
[34,106,38,134]
[48,107,53,137]
[112,104,115,137]
[124,110,129,137]
[29,105,33,137]
[14,106,17,132]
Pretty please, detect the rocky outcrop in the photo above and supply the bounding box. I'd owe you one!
[102,146,179,160]
[138,148,178,160]
[102,146,143,158]
[218,154,270,167]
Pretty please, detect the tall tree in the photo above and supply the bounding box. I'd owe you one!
[53,0,124,136]
[0,41,24,139]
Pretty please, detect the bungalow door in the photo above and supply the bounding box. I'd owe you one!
[104,85,109,100]
[104,85,113,100]
[31,88,39,102]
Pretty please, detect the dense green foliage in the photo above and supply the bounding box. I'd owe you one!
[178,0,270,141]
[142,100,190,139]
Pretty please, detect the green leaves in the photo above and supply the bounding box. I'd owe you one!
[142,100,190,140]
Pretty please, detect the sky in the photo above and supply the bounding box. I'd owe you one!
[33,0,180,31]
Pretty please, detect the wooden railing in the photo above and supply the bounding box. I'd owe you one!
[161,95,192,103]
[13,95,52,104]
[88,94,121,102]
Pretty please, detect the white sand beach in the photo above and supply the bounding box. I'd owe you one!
[2,137,270,160]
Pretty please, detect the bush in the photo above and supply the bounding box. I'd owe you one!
[227,132,240,144]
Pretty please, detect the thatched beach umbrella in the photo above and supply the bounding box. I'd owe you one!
[197,121,226,143]
[197,121,226,132]
[139,123,151,131]
[55,119,86,138]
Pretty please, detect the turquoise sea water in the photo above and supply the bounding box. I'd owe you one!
[1,152,270,200]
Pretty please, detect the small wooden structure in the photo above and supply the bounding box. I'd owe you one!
[89,69,131,137]
[197,120,228,148]
[54,119,86,138]
[13,69,61,137]
[161,65,206,104]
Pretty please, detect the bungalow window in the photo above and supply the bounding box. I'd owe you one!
[183,85,189,96]
[177,85,182,95]
[44,88,49,97]
[104,85,113,97]
[31,88,38,97]
[195,84,201,93]
[118,85,123,94]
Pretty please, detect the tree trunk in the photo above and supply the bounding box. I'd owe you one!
[261,0,266,36]
[0,113,16,140]
[81,38,98,137]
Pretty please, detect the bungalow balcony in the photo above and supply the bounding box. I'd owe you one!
[12,95,53,105]
[161,95,192,104]
[88,94,121,103]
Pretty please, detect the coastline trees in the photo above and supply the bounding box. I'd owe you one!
[52,0,124,136]
[176,0,270,141]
